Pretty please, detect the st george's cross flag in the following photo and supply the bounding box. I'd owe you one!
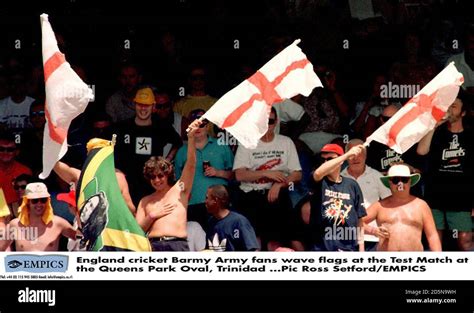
[202,39,322,149]
[39,14,94,179]
[365,62,464,154]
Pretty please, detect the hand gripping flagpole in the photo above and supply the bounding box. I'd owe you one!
[186,116,204,133]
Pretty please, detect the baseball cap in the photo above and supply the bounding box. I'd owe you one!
[133,87,156,105]
[24,183,50,199]
[320,143,344,156]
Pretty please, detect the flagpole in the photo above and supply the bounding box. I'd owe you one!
[185,116,204,133]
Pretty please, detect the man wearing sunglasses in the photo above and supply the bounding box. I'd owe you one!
[363,164,441,251]
[136,119,202,251]
[0,183,77,251]
[0,131,32,206]
[8,174,34,220]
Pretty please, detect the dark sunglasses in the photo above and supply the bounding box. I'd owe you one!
[31,111,45,117]
[389,177,410,184]
[30,198,48,204]
[380,115,391,122]
[13,184,27,190]
[0,146,16,153]
[268,118,276,125]
[147,173,166,180]
[199,120,209,128]
[321,156,337,162]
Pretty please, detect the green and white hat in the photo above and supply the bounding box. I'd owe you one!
[380,164,421,188]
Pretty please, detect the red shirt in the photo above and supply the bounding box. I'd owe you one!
[0,161,32,204]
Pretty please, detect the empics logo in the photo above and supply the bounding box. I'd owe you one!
[5,255,68,273]
[18,287,56,306]
[7,260,23,269]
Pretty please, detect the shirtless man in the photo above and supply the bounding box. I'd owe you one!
[363,164,441,251]
[136,119,200,251]
[53,143,136,215]
[0,183,77,251]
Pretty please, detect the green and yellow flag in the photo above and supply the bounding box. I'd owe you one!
[76,139,150,251]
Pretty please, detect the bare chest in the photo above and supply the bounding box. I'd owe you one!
[16,225,62,251]
[378,204,423,229]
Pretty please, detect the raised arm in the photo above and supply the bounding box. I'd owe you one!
[313,145,364,182]
[115,170,136,215]
[54,161,81,185]
[416,129,436,156]
[178,119,201,197]
[417,119,446,155]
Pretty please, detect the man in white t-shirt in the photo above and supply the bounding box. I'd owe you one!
[0,72,34,133]
[233,107,302,251]
[340,139,391,251]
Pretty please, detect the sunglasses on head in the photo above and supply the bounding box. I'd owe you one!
[30,198,48,204]
[31,111,45,117]
[0,146,16,153]
[268,118,276,125]
[13,184,27,190]
[389,177,410,184]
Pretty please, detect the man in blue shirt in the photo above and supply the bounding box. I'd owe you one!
[310,143,367,251]
[175,109,234,229]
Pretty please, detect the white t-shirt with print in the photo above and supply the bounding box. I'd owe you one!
[233,134,302,192]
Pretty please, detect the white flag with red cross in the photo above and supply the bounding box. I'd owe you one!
[202,39,322,149]
[39,14,94,179]
[365,62,464,154]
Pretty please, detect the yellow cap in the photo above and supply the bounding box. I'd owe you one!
[133,87,156,105]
